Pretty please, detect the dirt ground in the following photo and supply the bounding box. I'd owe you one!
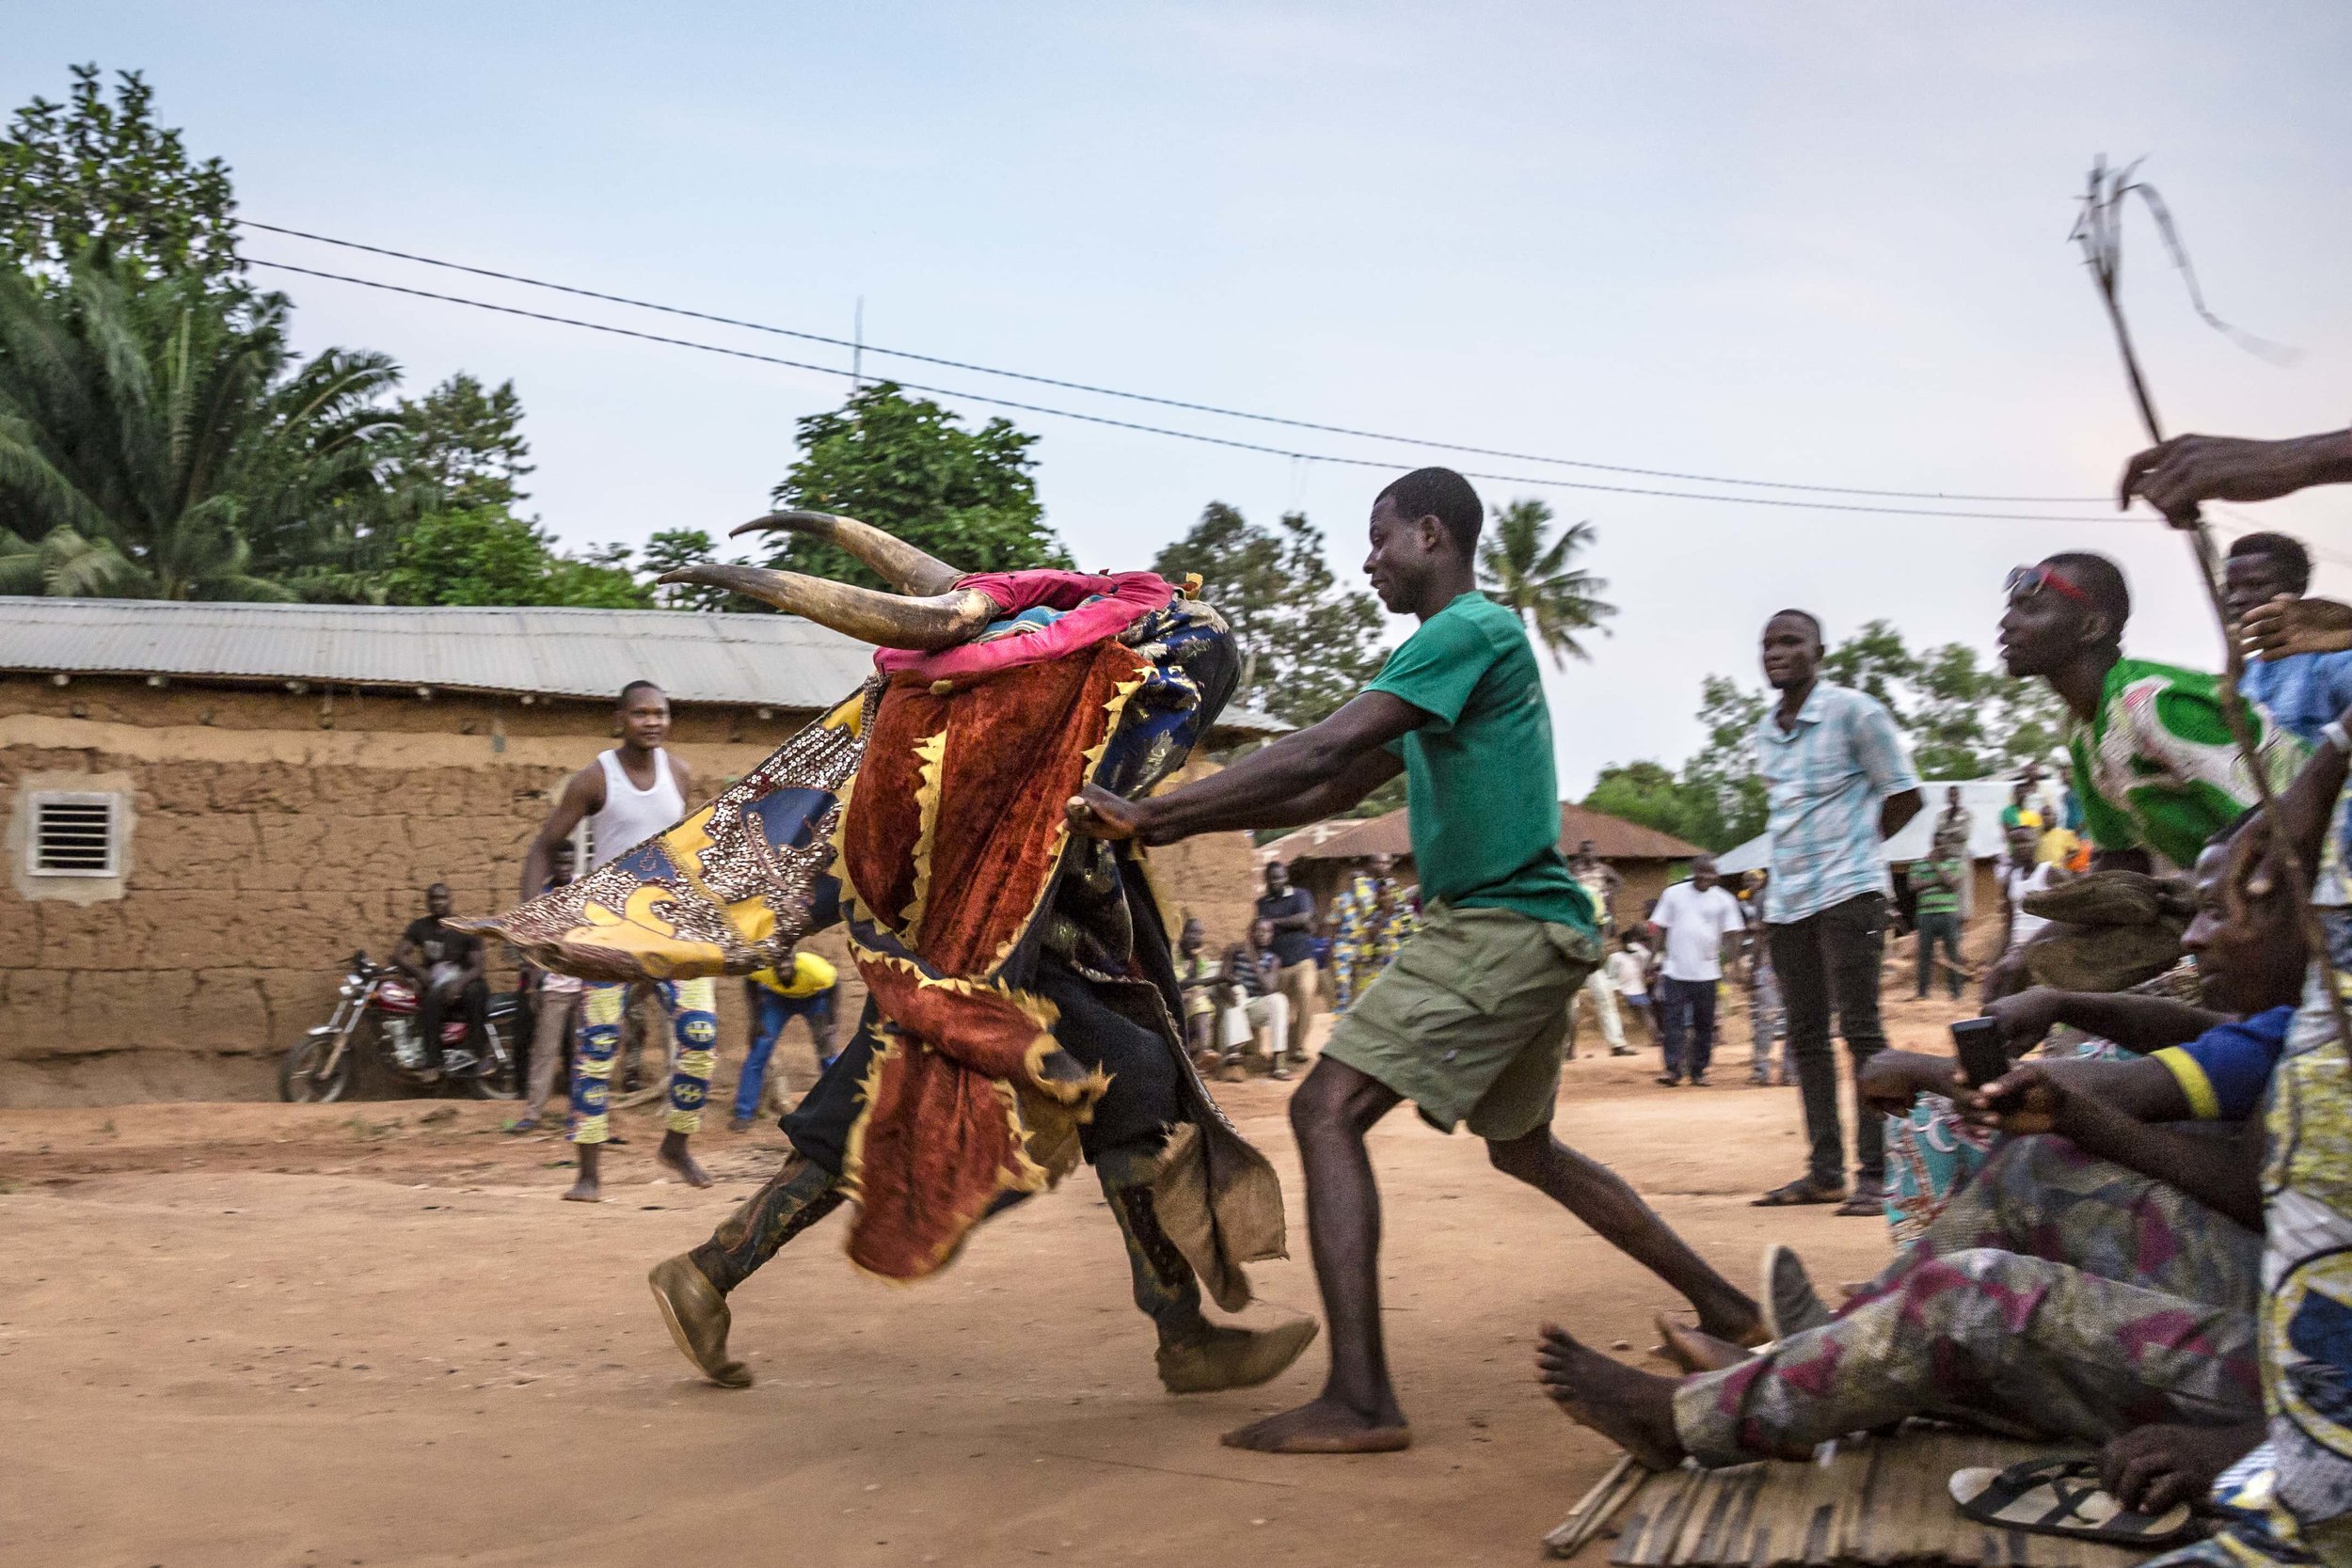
[0,990,1981,1568]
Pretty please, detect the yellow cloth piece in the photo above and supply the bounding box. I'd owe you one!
[2153,1044,2220,1121]
[751,952,837,999]
[2037,826,2080,867]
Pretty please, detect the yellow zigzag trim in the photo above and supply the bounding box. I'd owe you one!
[898,727,950,942]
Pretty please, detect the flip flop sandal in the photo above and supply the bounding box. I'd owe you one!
[1833,1189,1885,1217]
[1752,1179,1845,1208]
[1949,1457,2201,1547]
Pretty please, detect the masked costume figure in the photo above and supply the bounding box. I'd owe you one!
[462,513,1312,1395]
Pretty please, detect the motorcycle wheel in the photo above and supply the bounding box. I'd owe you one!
[465,1023,520,1101]
[279,1029,355,1103]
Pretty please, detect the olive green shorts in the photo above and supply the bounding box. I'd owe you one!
[1320,903,1601,1141]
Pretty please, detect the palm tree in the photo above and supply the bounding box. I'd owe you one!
[0,256,402,599]
[1477,498,1616,663]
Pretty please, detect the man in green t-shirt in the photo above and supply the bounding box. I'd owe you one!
[1070,467,1759,1455]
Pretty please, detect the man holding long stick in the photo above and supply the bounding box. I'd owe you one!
[2122,427,2352,1568]
[1069,466,1760,1454]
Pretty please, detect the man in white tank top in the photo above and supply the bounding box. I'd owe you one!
[522,680,718,1201]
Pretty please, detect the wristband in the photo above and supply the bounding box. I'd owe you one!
[2326,720,2352,756]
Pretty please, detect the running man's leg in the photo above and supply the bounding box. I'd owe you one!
[1223,1056,1408,1452]
[564,980,627,1200]
[649,977,718,1187]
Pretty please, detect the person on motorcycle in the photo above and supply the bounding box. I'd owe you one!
[394,883,488,1075]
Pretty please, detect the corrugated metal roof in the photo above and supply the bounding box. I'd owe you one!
[0,595,1292,736]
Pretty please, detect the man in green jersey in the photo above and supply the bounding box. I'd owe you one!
[1070,467,1759,1454]
[1997,550,2302,874]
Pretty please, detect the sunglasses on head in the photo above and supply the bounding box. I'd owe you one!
[2005,564,2091,605]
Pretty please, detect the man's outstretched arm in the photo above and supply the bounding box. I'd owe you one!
[2120,426,2352,520]
[1071,692,1422,845]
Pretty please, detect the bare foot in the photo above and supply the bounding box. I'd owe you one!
[657,1132,713,1189]
[1654,1313,1755,1374]
[1220,1396,1410,1454]
[1534,1323,1685,1470]
[563,1143,601,1202]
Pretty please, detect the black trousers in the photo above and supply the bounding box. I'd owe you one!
[1654,975,1718,1081]
[1766,892,1889,1188]
[419,975,487,1069]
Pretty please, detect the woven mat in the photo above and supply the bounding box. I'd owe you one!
[1581,1433,2161,1566]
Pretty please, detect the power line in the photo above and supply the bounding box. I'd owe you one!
[240,219,2110,507]
[247,256,2114,526]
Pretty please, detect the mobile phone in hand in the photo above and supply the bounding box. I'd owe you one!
[1950,1016,2009,1089]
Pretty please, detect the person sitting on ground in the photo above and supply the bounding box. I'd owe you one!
[1537,821,2301,1513]
[730,950,839,1132]
[2121,420,2352,1568]
[1175,916,1223,1071]
[394,882,488,1076]
[1216,918,1294,1082]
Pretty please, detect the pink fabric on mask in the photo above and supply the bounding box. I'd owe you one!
[872,570,1178,679]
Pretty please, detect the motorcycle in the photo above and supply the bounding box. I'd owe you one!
[278,950,521,1103]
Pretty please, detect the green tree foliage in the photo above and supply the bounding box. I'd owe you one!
[1151,501,1388,728]
[768,382,1068,589]
[1582,619,2065,852]
[0,257,399,600]
[1476,498,1615,664]
[0,65,240,288]
[390,372,532,512]
[381,508,646,609]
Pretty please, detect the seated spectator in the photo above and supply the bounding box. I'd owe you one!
[1173,916,1222,1071]
[729,951,839,1132]
[394,882,487,1074]
[1536,822,2297,1510]
[1215,918,1293,1083]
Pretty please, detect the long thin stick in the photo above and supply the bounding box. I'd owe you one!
[2074,159,2352,1068]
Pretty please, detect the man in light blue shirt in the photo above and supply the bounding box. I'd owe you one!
[1750,610,1921,1212]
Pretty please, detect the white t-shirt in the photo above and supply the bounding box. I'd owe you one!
[2006,862,2058,951]
[1604,950,1648,998]
[1651,881,1747,982]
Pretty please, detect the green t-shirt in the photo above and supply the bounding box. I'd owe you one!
[1366,594,1594,933]
[1907,858,1962,917]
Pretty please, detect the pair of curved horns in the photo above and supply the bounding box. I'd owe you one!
[654,511,997,650]
[729,510,964,595]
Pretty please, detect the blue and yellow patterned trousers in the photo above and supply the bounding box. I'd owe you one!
[571,977,720,1145]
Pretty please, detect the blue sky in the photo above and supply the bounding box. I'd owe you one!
[18,3,2352,792]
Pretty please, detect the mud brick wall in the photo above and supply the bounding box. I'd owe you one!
[0,679,1259,1106]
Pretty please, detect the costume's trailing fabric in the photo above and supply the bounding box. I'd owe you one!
[460,567,1285,1298]
[467,694,868,981]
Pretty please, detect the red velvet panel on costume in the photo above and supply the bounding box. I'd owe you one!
[838,641,1150,1279]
